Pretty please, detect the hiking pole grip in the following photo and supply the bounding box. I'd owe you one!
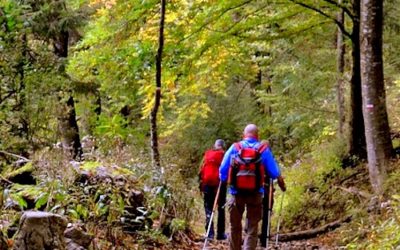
[202,181,222,250]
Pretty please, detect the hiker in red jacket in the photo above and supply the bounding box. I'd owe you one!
[199,139,227,240]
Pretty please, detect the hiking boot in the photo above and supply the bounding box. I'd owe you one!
[216,233,227,240]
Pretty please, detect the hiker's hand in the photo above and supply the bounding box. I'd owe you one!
[277,176,286,192]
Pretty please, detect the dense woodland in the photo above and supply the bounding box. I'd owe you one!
[0,0,400,249]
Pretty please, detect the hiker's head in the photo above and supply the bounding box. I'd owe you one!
[243,124,259,139]
[214,139,225,150]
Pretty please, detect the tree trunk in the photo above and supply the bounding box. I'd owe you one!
[360,0,393,194]
[12,33,29,153]
[273,215,352,242]
[150,0,166,169]
[336,0,345,136]
[53,29,82,160]
[348,0,367,159]
[53,30,69,58]
[58,95,83,159]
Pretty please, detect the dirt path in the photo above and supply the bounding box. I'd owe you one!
[194,240,335,250]
[192,232,341,250]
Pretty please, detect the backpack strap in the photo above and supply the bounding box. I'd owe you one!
[258,142,269,154]
[234,142,242,152]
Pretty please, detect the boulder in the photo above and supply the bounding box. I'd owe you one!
[13,211,67,250]
[64,225,93,249]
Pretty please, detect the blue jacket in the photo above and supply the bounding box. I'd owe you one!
[219,137,281,194]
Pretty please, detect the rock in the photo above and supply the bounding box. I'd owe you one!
[64,225,93,249]
[65,239,85,250]
[13,211,68,250]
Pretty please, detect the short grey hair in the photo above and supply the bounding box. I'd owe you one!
[214,139,225,149]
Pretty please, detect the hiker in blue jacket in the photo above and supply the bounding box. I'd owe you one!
[219,124,286,250]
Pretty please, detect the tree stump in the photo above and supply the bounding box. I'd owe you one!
[13,211,68,250]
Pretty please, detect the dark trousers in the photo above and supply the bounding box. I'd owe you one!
[260,181,274,247]
[203,184,226,238]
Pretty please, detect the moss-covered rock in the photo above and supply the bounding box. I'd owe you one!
[8,184,43,209]
[3,163,35,185]
[79,161,134,177]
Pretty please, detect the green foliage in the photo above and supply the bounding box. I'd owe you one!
[277,138,354,231]
[342,195,400,249]
[96,114,129,140]
[1,0,400,247]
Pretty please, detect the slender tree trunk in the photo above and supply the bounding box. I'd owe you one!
[150,0,166,169]
[54,30,82,159]
[13,33,29,145]
[53,30,69,58]
[348,0,367,159]
[336,0,345,136]
[58,95,82,159]
[94,90,102,117]
[360,0,393,194]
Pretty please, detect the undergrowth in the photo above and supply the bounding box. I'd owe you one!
[275,138,365,232]
[279,136,400,249]
[0,139,200,249]
[340,159,400,249]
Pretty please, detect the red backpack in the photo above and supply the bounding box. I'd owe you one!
[228,142,268,193]
[201,149,225,187]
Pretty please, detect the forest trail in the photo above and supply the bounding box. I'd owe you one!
[192,230,340,250]
[196,238,336,250]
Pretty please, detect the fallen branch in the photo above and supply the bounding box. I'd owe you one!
[0,174,13,185]
[334,186,371,199]
[272,215,352,242]
[0,150,31,162]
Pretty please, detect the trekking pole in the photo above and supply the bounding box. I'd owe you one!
[265,178,273,249]
[202,182,222,250]
[275,192,285,246]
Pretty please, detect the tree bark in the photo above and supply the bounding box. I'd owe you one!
[150,0,166,169]
[336,0,345,136]
[53,26,82,160]
[360,0,393,194]
[53,30,69,58]
[348,0,367,159]
[286,0,366,159]
[58,95,83,159]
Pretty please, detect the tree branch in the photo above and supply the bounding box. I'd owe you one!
[0,150,31,162]
[288,0,352,38]
[180,0,254,42]
[322,0,354,19]
[0,174,13,185]
[0,90,16,105]
[204,3,271,34]
[236,20,331,42]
